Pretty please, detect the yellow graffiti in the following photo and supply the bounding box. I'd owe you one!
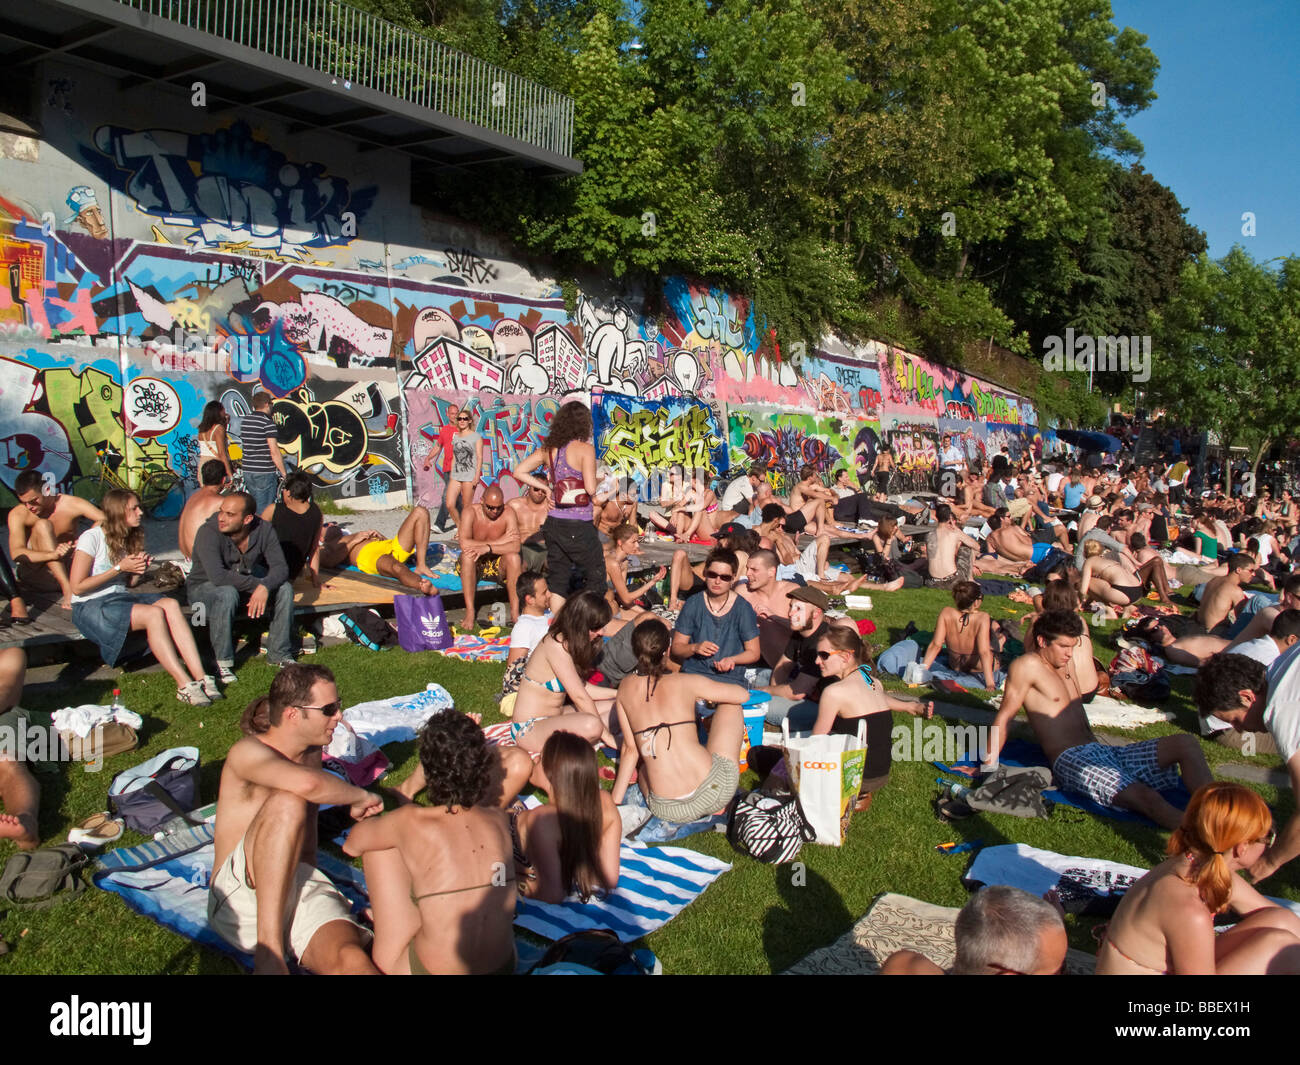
[602,405,719,479]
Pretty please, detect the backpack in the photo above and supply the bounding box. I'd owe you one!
[726,790,815,864]
[340,608,399,650]
[0,844,89,911]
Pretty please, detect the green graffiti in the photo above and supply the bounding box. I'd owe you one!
[970,381,1015,423]
[603,404,720,479]
[35,366,171,493]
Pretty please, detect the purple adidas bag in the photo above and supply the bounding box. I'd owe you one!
[393,593,454,652]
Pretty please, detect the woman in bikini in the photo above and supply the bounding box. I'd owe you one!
[196,401,233,479]
[612,619,745,824]
[510,731,622,902]
[813,627,931,811]
[920,580,1002,690]
[1097,781,1300,975]
[675,470,731,541]
[511,591,618,751]
[344,710,518,975]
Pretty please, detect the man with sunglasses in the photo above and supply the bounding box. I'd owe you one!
[209,665,382,974]
[456,483,522,629]
[670,548,760,685]
[507,482,551,574]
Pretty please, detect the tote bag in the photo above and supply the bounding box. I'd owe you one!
[780,719,866,846]
[393,593,454,652]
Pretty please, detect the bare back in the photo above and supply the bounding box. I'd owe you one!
[615,672,737,800]
[179,487,224,559]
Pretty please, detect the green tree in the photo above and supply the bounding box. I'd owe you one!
[1150,247,1300,493]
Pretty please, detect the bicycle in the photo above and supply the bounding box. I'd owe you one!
[96,448,184,520]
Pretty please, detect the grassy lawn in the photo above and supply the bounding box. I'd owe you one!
[2,582,1295,974]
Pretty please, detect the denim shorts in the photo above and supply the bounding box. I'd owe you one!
[73,591,164,666]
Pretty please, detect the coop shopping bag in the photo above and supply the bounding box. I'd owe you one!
[780,719,866,846]
[393,594,454,652]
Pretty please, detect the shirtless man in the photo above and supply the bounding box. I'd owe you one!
[595,476,640,540]
[604,523,664,619]
[208,665,381,974]
[788,466,834,535]
[320,506,438,596]
[507,482,550,574]
[738,548,800,667]
[458,484,522,628]
[7,469,104,609]
[925,504,981,587]
[755,504,831,582]
[955,472,996,521]
[1196,554,1257,636]
[986,610,1212,829]
[985,510,1056,570]
[179,460,230,560]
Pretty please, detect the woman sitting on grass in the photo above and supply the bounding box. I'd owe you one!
[1098,781,1300,975]
[69,489,216,706]
[920,580,1004,690]
[511,591,618,750]
[344,710,517,975]
[509,731,621,902]
[612,619,746,824]
[813,627,932,811]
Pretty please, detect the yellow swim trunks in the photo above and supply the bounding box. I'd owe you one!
[355,537,414,575]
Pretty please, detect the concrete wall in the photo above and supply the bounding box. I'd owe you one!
[0,61,1044,513]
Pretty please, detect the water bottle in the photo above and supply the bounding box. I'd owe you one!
[111,688,122,715]
[937,778,972,801]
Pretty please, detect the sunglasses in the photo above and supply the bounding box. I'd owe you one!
[1257,828,1277,848]
[704,570,733,580]
[484,504,504,514]
[297,700,343,718]
[814,650,841,661]
[457,418,470,424]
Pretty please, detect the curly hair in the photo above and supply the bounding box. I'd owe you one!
[543,400,593,454]
[417,709,492,810]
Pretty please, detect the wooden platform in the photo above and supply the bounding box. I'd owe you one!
[0,568,491,655]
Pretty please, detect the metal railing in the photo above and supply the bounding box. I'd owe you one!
[110,0,575,158]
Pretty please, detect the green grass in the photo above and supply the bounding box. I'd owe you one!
[3,583,1296,974]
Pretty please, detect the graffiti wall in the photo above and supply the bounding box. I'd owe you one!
[0,59,1041,511]
[592,394,728,484]
[727,407,879,495]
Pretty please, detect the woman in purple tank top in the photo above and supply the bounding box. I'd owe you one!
[512,402,608,603]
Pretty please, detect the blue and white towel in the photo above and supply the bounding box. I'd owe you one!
[515,841,731,944]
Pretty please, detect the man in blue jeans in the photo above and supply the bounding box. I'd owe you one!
[188,492,295,684]
[239,391,287,515]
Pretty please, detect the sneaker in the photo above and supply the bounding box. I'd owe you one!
[217,664,237,686]
[177,680,212,707]
[300,633,318,655]
[267,657,296,669]
[200,675,225,700]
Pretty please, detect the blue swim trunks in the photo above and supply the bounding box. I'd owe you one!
[1031,542,1053,563]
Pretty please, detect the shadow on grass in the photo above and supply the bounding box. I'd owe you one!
[761,863,853,972]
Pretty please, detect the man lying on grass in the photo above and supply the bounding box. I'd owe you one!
[209,665,381,974]
[983,610,1212,831]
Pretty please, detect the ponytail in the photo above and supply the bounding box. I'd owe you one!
[1169,781,1272,913]
[240,695,271,735]
[631,619,670,678]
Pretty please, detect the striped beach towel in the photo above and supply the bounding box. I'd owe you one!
[515,841,732,943]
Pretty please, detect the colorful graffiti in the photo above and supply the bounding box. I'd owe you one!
[404,390,558,507]
[593,395,728,482]
[727,407,875,495]
[83,122,378,258]
[886,420,940,473]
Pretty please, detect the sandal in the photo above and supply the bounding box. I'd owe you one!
[67,812,124,849]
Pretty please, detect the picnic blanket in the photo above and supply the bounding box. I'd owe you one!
[436,632,512,662]
[783,891,1096,975]
[964,843,1300,919]
[515,840,731,943]
[934,738,1190,826]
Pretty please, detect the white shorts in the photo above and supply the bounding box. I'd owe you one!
[207,835,369,963]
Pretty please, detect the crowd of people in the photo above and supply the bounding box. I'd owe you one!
[4,399,1300,976]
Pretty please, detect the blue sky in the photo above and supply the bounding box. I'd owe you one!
[1111,0,1300,261]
